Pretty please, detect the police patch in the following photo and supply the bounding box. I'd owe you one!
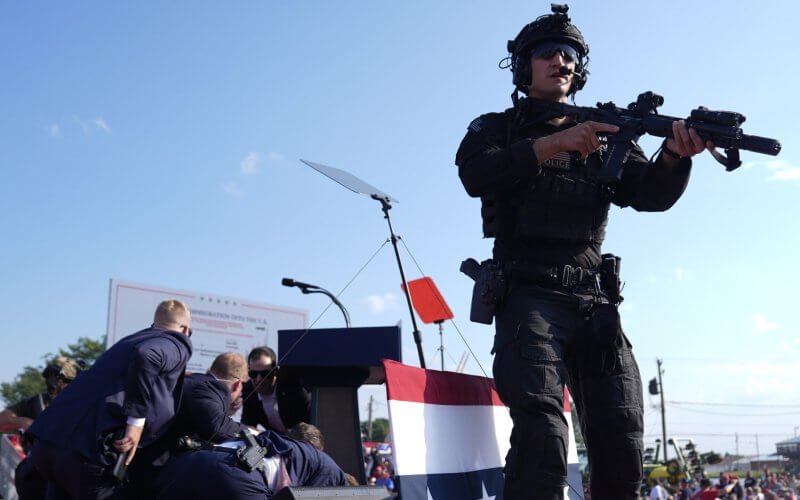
[468,117,483,133]
[542,151,571,171]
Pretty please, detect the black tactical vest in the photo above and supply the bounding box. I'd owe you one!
[483,118,612,244]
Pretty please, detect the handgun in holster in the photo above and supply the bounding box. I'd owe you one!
[599,253,623,305]
[460,258,506,325]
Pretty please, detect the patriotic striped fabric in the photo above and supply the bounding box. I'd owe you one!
[383,360,582,500]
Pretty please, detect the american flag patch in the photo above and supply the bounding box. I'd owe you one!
[543,151,572,170]
[468,117,483,133]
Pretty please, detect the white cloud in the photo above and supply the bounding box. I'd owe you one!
[793,337,800,345]
[73,116,90,135]
[221,182,242,197]
[683,360,800,400]
[364,293,399,314]
[48,123,61,137]
[751,313,778,334]
[770,168,800,181]
[93,117,110,133]
[743,159,800,182]
[674,266,685,281]
[267,152,284,161]
[240,152,260,175]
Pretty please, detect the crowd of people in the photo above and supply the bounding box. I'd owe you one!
[363,446,396,492]
[0,299,360,500]
[644,471,800,500]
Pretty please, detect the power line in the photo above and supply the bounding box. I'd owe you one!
[397,237,488,378]
[644,432,791,438]
[669,400,800,409]
[667,405,800,417]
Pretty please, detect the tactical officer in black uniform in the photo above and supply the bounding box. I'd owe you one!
[456,5,710,499]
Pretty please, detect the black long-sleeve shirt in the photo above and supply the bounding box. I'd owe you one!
[456,106,692,268]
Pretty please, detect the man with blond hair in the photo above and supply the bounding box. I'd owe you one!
[27,299,193,499]
[170,351,249,442]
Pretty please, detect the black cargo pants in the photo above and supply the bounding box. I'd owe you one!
[492,283,643,500]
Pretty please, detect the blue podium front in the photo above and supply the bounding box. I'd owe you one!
[278,326,402,483]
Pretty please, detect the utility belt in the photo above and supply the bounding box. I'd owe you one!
[461,254,623,325]
[505,261,599,289]
[175,431,267,473]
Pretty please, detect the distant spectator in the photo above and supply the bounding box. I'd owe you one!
[693,477,738,500]
[375,469,394,491]
[650,478,668,500]
[0,356,79,437]
[1,355,79,500]
[677,478,692,500]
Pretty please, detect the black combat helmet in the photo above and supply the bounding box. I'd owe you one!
[505,4,590,97]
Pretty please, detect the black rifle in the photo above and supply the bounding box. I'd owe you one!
[522,92,781,183]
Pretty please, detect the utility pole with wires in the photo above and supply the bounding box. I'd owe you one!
[367,395,374,441]
[648,358,667,462]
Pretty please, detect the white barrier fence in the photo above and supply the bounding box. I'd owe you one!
[0,435,22,500]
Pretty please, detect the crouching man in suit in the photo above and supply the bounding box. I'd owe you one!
[26,299,193,499]
[172,351,249,442]
[155,429,350,500]
[131,351,251,498]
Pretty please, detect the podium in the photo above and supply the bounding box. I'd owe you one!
[278,326,401,484]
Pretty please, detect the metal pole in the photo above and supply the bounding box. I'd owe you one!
[658,358,667,463]
[367,395,374,441]
[375,196,426,368]
[303,288,351,328]
[437,321,444,371]
[755,433,760,459]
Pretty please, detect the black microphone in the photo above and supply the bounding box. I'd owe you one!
[558,66,572,75]
[281,278,351,327]
[281,278,319,290]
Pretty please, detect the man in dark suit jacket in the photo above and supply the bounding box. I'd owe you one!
[155,429,349,499]
[130,351,250,499]
[171,351,248,442]
[27,299,193,499]
[241,347,310,433]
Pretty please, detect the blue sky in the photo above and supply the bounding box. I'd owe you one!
[1,2,798,458]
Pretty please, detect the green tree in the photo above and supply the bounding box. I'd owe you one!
[1,366,47,407]
[56,336,106,365]
[360,417,390,442]
[1,336,106,407]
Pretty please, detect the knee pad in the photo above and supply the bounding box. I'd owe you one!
[504,431,567,490]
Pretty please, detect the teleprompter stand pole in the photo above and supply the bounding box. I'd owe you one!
[297,159,427,368]
[437,321,444,371]
[372,194,426,368]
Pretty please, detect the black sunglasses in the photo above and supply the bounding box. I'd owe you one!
[248,368,276,379]
[530,41,579,63]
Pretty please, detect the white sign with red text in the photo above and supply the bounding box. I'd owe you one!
[106,279,307,373]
